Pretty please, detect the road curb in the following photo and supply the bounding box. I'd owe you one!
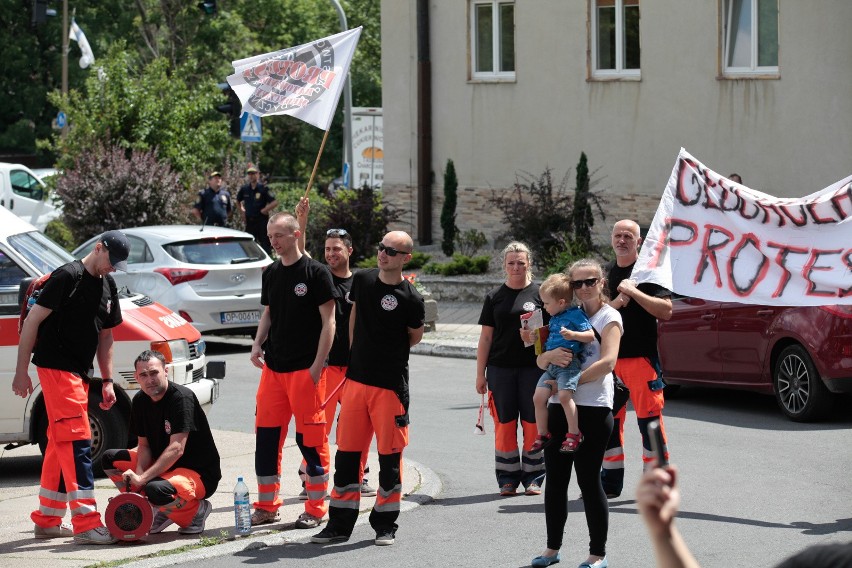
[123,458,442,568]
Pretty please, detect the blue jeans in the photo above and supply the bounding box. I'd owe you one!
[537,359,582,392]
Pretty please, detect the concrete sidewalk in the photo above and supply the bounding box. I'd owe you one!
[411,302,479,359]
[0,429,438,568]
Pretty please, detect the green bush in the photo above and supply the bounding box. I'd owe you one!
[356,251,431,270]
[44,218,75,251]
[423,254,490,276]
[489,157,608,270]
[455,228,487,257]
[543,240,600,277]
[303,184,402,263]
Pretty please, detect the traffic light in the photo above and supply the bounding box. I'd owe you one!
[217,83,241,138]
[31,0,52,27]
[197,1,217,15]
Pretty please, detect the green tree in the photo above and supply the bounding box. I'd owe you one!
[573,152,593,251]
[440,159,458,256]
[47,45,236,177]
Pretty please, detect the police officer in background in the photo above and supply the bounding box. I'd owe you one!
[237,166,278,254]
[192,171,232,227]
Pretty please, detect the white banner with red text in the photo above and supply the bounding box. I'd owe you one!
[227,27,362,130]
[632,148,852,306]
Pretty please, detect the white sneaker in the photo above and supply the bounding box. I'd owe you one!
[73,526,118,545]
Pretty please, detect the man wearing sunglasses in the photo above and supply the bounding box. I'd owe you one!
[313,231,425,547]
[600,219,673,499]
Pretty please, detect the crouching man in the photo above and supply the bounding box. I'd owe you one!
[102,350,221,535]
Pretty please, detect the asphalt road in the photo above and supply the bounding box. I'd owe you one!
[187,344,852,568]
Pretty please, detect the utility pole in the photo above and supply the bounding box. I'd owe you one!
[61,0,68,136]
[329,0,353,186]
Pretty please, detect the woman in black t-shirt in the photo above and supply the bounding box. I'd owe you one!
[476,242,547,496]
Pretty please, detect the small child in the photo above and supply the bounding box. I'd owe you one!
[530,274,595,453]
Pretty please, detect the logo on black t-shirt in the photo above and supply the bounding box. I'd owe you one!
[345,291,352,304]
[106,299,112,313]
[380,294,398,311]
[523,301,536,311]
[164,419,172,435]
[294,283,308,296]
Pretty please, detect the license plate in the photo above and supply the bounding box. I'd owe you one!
[220,310,260,324]
[211,381,220,403]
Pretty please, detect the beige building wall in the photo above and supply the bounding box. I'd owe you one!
[381,1,852,246]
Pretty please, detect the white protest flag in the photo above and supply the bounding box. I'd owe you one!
[227,27,362,130]
[69,19,95,69]
[633,148,852,306]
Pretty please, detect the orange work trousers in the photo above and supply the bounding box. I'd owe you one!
[601,357,669,496]
[254,365,330,519]
[327,380,407,534]
[299,366,370,482]
[102,448,206,528]
[31,367,103,534]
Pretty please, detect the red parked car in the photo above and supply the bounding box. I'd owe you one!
[657,298,852,422]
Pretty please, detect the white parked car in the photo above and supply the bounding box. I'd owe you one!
[74,225,271,335]
[0,208,224,474]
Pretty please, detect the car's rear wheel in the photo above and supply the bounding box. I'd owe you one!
[36,388,129,477]
[773,344,832,422]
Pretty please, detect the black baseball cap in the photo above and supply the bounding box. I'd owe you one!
[100,230,130,271]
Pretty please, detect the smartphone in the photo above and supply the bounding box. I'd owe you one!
[647,419,668,467]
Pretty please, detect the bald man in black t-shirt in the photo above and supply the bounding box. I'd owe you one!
[312,231,425,547]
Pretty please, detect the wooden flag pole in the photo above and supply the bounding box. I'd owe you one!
[304,128,332,199]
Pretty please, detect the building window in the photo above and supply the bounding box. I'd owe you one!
[592,0,640,79]
[723,0,779,76]
[470,1,515,80]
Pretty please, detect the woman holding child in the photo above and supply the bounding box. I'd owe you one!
[531,258,622,568]
[476,242,547,496]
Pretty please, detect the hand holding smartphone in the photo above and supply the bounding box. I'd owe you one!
[647,419,668,467]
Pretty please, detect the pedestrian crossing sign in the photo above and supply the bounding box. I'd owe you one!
[240,114,262,142]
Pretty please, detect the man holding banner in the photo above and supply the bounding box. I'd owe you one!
[600,219,673,499]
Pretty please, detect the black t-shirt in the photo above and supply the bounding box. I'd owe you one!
[32,261,122,376]
[130,382,221,497]
[346,269,425,392]
[478,283,544,368]
[260,256,335,373]
[607,261,670,359]
[236,183,275,218]
[327,273,353,367]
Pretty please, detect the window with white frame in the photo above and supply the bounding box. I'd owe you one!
[723,0,778,76]
[592,0,640,78]
[470,0,515,80]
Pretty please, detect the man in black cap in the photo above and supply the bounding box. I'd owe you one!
[193,171,232,227]
[13,230,130,545]
[237,166,277,254]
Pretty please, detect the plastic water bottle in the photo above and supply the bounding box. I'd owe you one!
[234,477,251,535]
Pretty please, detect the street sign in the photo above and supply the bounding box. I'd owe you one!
[56,111,66,129]
[342,162,350,188]
[240,114,261,143]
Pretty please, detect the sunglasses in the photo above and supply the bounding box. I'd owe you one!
[570,277,600,290]
[326,228,348,237]
[378,242,411,257]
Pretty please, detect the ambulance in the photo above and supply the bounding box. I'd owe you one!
[0,207,224,473]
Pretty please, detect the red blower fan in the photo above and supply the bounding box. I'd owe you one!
[104,478,153,541]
